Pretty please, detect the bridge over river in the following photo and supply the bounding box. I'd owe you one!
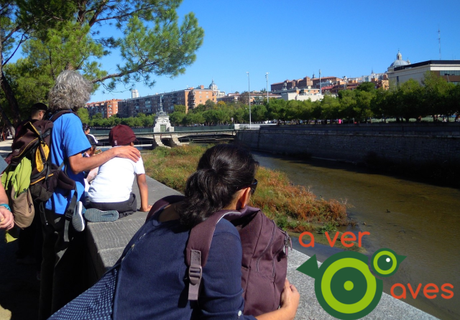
[91,125,248,148]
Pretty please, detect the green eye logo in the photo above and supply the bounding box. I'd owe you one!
[370,249,403,277]
[297,249,405,320]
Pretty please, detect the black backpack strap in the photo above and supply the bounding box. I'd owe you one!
[63,188,78,242]
[55,160,78,243]
[49,109,74,122]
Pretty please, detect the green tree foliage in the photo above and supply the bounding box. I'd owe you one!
[169,111,186,125]
[251,104,268,122]
[174,104,186,113]
[370,89,392,120]
[77,107,90,124]
[355,81,376,92]
[285,100,302,122]
[397,79,424,122]
[353,90,374,122]
[320,95,341,121]
[232,107,247,123]
[202,109,228,125]
[446,85,460,121]
[1,0,204,126]
[267,99,287,123]
[337,90,355,120]
[347,82,376,122]
[422,72,455,120]
[184,112,204,126]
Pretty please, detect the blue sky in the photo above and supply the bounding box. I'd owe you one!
[90,0,460,102]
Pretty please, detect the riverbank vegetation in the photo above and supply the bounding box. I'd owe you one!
[143,144,349,233]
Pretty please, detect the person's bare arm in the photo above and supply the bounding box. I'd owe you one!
[255,279,300,320]
[68,146,140,174]
[137,174,152,212]
[0,185,14,230]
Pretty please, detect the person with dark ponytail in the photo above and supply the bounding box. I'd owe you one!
[50,144,299,320]
[178,144,259,227]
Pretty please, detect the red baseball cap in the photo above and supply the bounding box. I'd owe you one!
[109,124,136,146]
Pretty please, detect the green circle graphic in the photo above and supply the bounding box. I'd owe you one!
[373,250,397,276]
[314,251,383,320]
[330,267,367,305]
[344,281,354,291]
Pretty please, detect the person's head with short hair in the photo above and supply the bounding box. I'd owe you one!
[31,103,48,120]
[109,124,137,147]
[179,144,259,227]
[48,70,93,112]
[82,123,91,134]
[86,134,99,156]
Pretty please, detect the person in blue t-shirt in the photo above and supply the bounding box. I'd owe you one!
[38,70,140,320]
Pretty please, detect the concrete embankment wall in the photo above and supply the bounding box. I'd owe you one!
[235,123,460,165]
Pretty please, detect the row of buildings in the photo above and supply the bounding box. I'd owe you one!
[86,52,460,119]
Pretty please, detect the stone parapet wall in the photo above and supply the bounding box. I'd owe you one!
[236,124,460,165]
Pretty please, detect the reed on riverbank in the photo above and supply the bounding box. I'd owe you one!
[143,144,349,232]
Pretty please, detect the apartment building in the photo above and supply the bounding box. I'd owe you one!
[271,77,314,93]
[86,99,122,118]
[115,81,221,117]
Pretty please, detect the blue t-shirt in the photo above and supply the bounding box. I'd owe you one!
[45,113,91,214]
[113,216,256,320]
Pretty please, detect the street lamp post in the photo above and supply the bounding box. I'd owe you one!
[319,69,322,95]
[266,72,269,103]
[247,72,251,128]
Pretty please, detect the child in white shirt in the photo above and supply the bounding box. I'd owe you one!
[84,125,151,220]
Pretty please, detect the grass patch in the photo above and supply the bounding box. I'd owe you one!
[143,144,350,232]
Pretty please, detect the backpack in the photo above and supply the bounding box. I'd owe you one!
[2,110,78,234]
[150,195,292,316]
[1,156,34,229]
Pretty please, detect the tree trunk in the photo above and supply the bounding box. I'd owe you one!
[0,106,15,137]
[0,72,21,126]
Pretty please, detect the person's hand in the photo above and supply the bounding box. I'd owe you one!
[279,279,300,319]
[140,204,152,212]
[0,207,15,230]
[113,146,141,162]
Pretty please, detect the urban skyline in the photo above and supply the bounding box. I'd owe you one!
[89,0,460,103]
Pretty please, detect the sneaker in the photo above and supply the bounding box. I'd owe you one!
[72,201,85,232]
[84,208,119,222]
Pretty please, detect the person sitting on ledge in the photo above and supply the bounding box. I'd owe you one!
[83,124,151,221]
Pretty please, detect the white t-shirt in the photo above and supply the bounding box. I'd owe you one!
[87,155,145,203]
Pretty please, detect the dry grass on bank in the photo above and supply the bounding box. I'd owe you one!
[143,144,348,232]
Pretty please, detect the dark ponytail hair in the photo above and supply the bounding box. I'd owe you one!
[179,144,258,227]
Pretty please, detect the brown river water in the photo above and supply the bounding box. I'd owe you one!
[253,152,460,320]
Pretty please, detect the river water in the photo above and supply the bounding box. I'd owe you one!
[252,152,460,320]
